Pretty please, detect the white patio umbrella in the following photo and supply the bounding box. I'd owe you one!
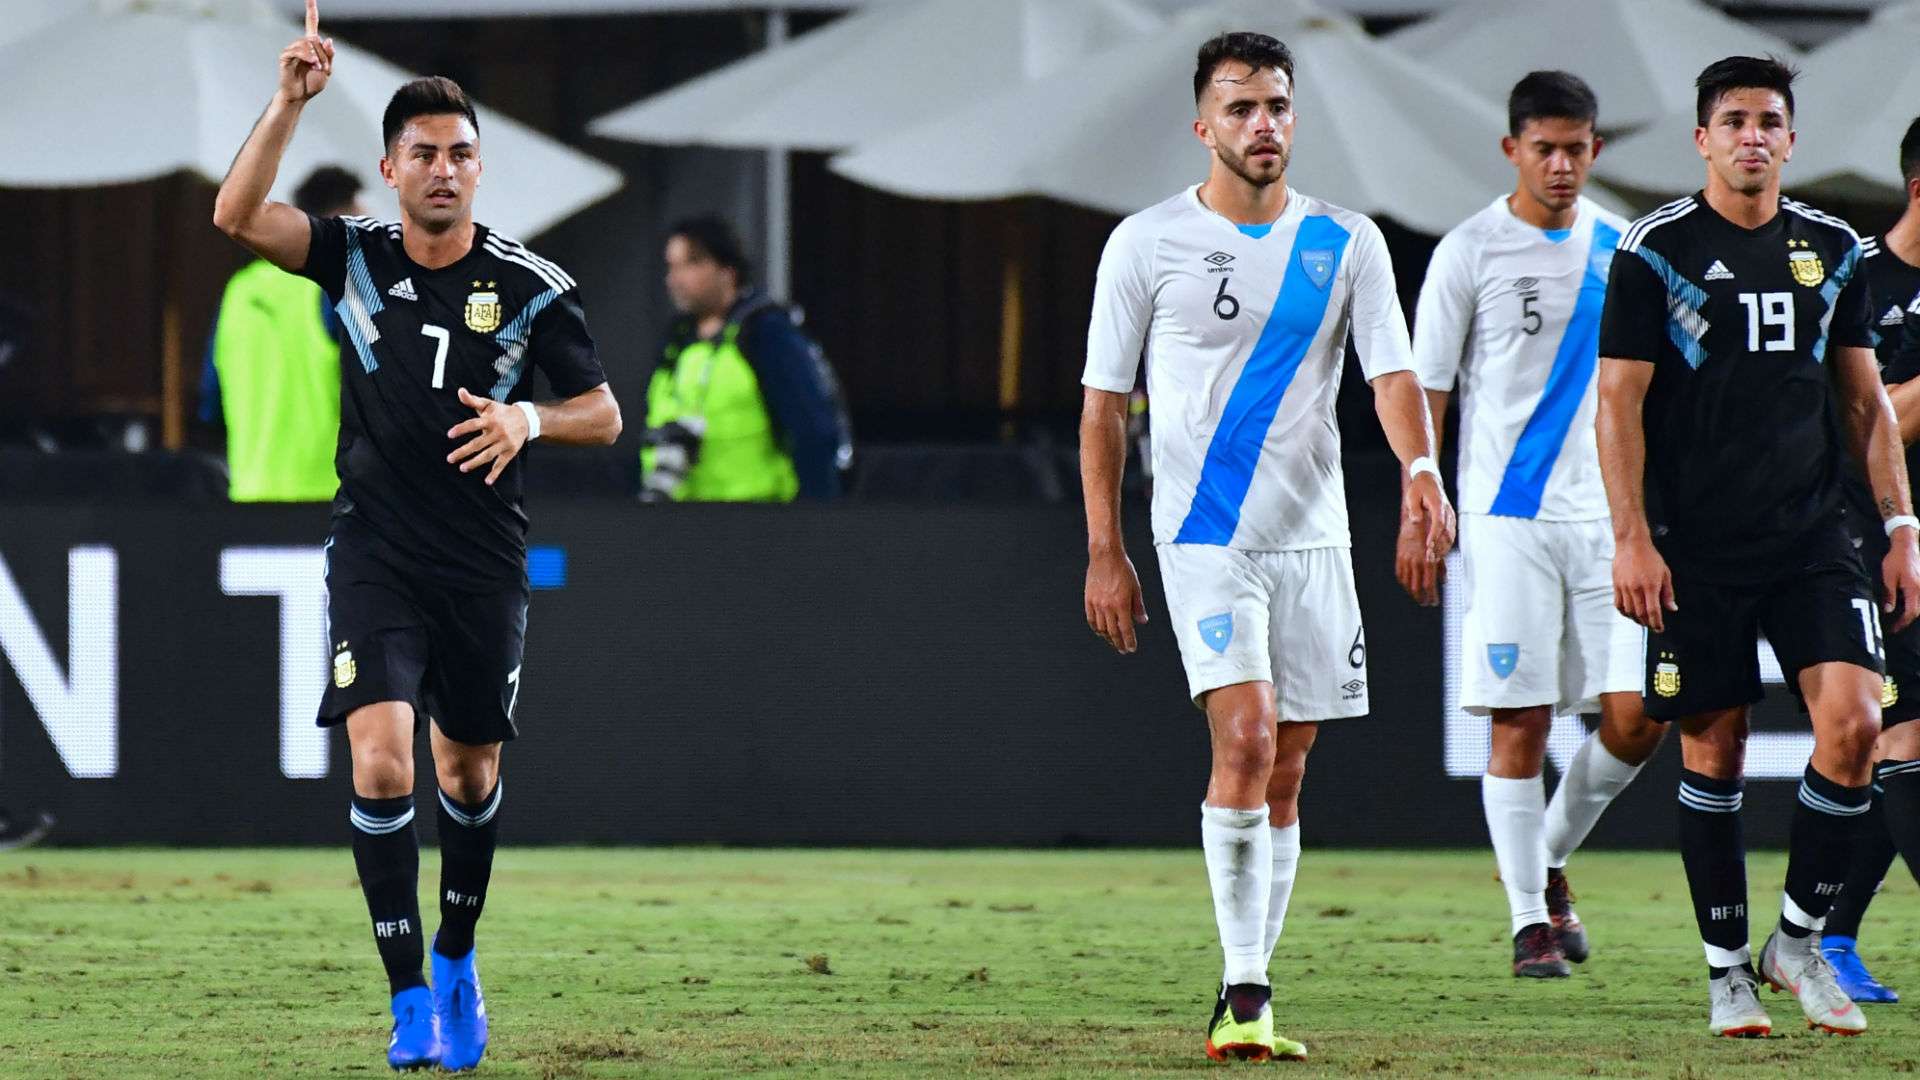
[584,0,1165,151]
[829,5,1563,236]
[1385,0,1801,134]
[1597,1,1920,202]
[0,0,622,240]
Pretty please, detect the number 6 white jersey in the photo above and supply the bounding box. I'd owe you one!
[1412,195,1628,521]
[1083,185,1414,551]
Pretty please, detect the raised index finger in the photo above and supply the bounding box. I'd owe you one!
[306,0,319,37]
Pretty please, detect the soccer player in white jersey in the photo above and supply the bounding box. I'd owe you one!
[1412,72,1667,979]
[1080,31,1453,1063]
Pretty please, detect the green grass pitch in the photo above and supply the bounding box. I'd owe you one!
[2,849,1918,1077]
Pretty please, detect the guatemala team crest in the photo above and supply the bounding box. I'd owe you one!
[1788,246,1825,288]
[1486,643,1519,680]
[333,643,357,689]
[1298,248,1336,290]
[1198,613,1234,655]
[464,281,502,333]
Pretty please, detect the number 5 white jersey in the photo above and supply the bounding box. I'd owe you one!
[1083,186,1414,551]
[1413,195,1629,521]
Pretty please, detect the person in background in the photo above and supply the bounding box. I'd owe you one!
[643,215,844,502]
[201,164,365,501]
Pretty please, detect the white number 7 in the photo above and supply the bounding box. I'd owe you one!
[1852,597,1885,660]
[420,324,450,389]
[505,665,522,719]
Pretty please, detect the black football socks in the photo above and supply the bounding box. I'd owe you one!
[434,781,502,960]
[350,793,427,994]
[1779,766,1871,939]
[1677,771,1749,973]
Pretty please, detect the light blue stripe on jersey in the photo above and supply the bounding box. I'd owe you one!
[1236,222,1274,239]
[1812,242,1862,363]
[337,229,384,374]
[1174,213,1351,545]
[1630,246,1710,369]
[488,288,559,400]
[1489,219,1621,518]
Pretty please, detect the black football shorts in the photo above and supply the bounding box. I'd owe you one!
[318,516,530,745]
[1644,526,1883,721]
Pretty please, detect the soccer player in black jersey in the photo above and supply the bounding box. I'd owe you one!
[1596,56,1920,1039]
[1818,115,1920,1004]
[212,2,622,1070]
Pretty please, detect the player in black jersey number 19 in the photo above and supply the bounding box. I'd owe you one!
[212,1,622,1071]
[1597,56,1920,1040]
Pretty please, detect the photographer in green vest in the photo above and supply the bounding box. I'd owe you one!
[643,217,845,502]
[199,165,365,502]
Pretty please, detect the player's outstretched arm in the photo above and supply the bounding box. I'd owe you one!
[448,383,621,486]
[1832,342,1920,630]
[1371,369,1455,568]
[1596,357,1674,632]
[1080,386,1147,654]
[212,0,334,271]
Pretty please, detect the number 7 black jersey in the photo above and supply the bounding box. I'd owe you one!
[1598,193,1875,583]
[297,214,607,588]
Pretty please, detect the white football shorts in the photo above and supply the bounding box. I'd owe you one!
[1155,543,1369,720]
[1457,513,1644,715]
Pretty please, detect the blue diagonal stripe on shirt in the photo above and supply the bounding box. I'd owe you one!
[1812,243,1862,364]
[1489,220,1621,518]
[1173,214,1350,545]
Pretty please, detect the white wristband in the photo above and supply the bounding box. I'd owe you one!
[1408,456,1440,482]
[1886,514,1919,538]
[513,400,541,441]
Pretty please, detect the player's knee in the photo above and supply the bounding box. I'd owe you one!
[1822,707,1881,766]
[434,747,500,803]
[350,744,413,797]
[1212,719,1276,781]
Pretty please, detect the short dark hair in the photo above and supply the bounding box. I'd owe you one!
[1901,116,1920,184]
[668,216,752,286]
[1694,55,1797,128]
[381,76,480,150]
[1506,71,1598,138]
[1193,31,1295,104]
[292,165,362,216]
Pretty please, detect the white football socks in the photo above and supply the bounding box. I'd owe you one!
[1483,774,1549,936]
[1201,803,1272,986]
[1544,734,1645,869]
[1261,820,1301,970]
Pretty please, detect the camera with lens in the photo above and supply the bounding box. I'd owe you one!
[638,416,706,502]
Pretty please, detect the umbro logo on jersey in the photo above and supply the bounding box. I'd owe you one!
[1704,260,1734,281]
[1512,277,1538,290]
[387,278,418,301]
[1883,305,1907,327]
[1204,251,1235,267]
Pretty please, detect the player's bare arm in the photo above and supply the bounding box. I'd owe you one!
[1371,370,1455,568]
[1080,386,1147,654]
[1831,342,1920,629]
[1596,357,1674,632]
[212,0,334,270]
[1884,379,1920,446]
[448,383,622,486]
[1395,387,1452,606]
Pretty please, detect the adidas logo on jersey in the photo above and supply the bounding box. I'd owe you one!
[1704,260,1734,281]
[1884,305,1907,327]
[387,278,417,301]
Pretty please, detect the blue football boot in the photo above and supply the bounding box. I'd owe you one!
[432,942,490,1071]
[386,985,443,1071]
[1821,936,1900,1003]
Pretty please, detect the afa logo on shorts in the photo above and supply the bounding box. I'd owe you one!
[333,642,357,690]
[1487,643,1519,680]
[1198,613,1234,654]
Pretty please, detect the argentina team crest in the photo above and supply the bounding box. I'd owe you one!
[1298,248,1336,290]
[1486,643,1519,680]
[1198,613,1234,655]
[333,641,357,689]
[1788,243,1825,288]
[1654,651,1681,698]
[464,280,502,332]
